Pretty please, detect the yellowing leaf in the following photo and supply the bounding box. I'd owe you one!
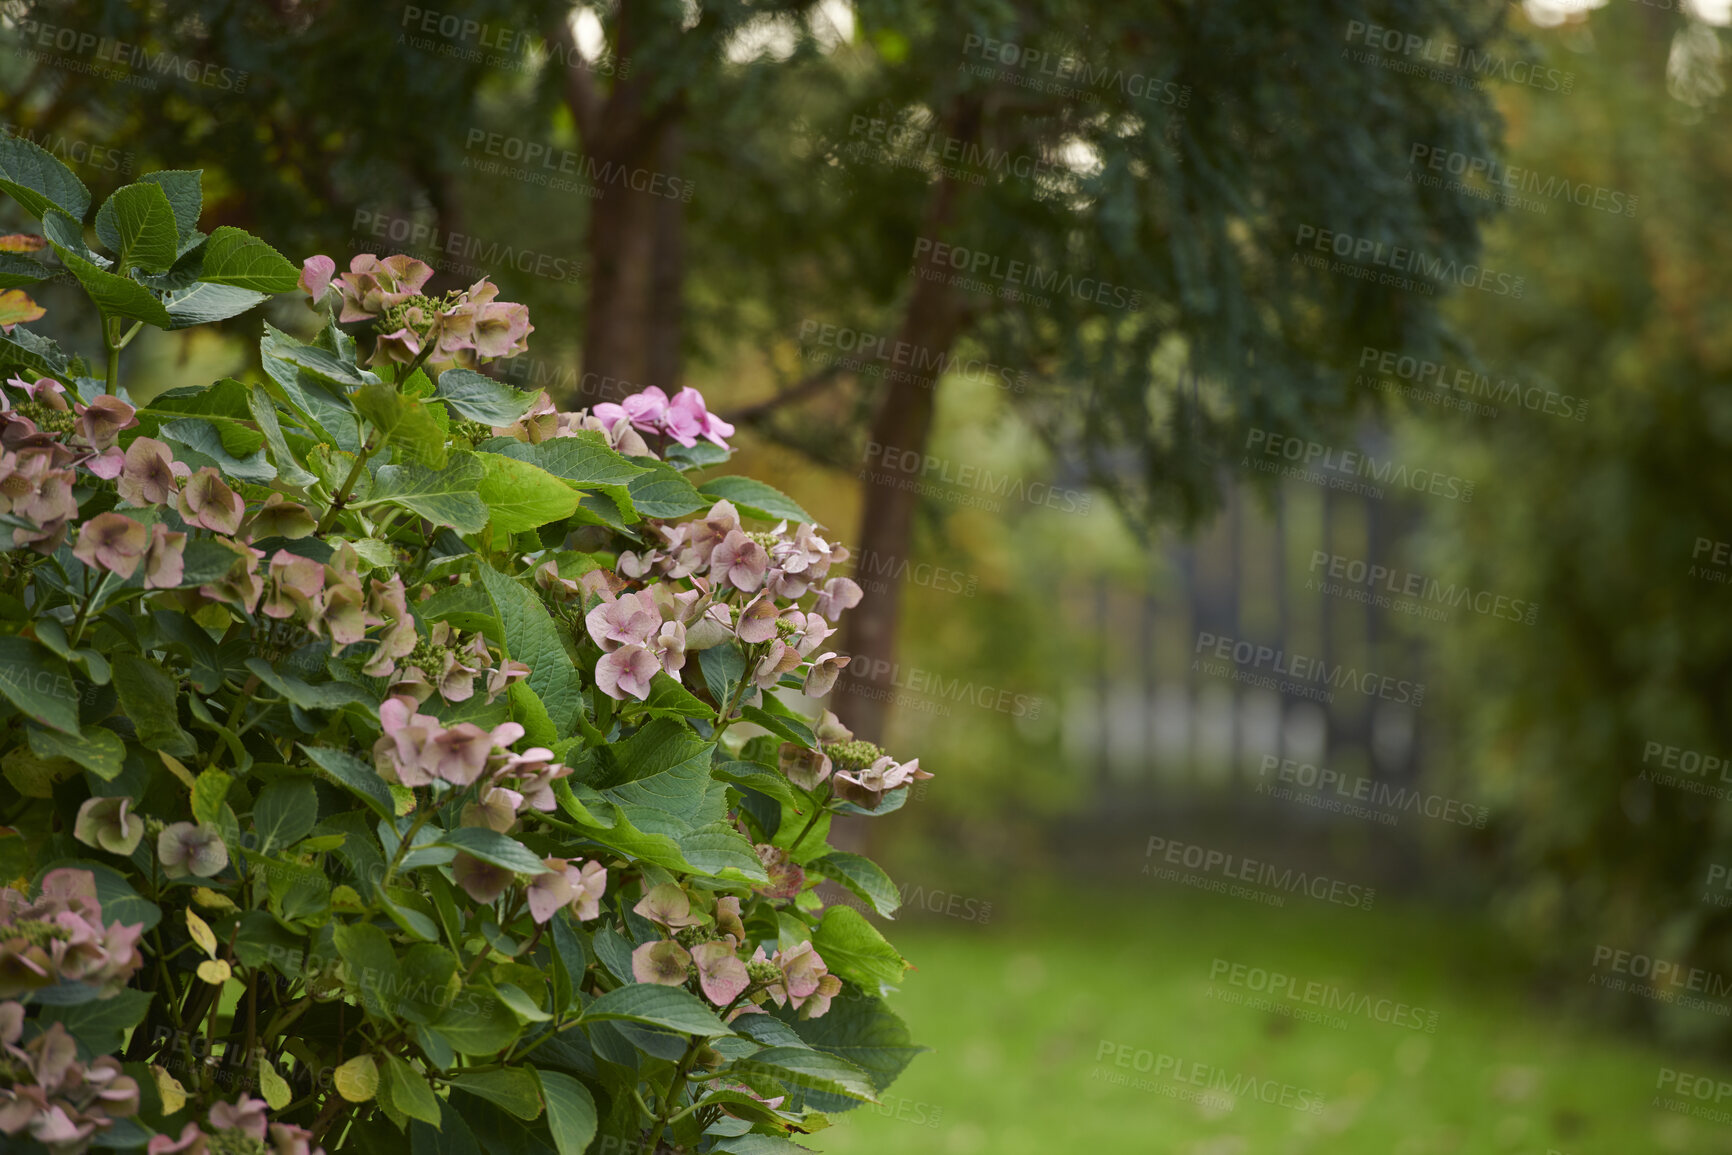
[335,1055,379,1103]
[185,909,218,958]
[331,885,364,911]
[192,887,239,912]
[0,234,45,253]
[0,289,43,329]
[390,784,415,817]
[197,958,232,985]
[159,751,197,789]
[152,1065,187,1115]
[259,1057,292,1110]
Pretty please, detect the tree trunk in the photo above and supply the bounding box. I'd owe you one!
[833,103,981,744]
[645,124,686,397]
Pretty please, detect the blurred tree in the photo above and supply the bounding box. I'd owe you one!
[1398,0,1732,1041]
[0,0,1510,741]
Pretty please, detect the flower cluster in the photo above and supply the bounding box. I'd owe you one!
[299,254,532,366]
[0,1012,140,1155]
[625,886,837,1017]
[0,870,144,999]
[147,1096,322,1155]
[778,711,930,809]
[0,375,139,553]
[594,385,734,452]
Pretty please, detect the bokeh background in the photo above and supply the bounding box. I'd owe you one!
[5,0,1732,1150]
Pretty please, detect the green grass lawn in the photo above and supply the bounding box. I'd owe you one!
[808,881,1732,1155]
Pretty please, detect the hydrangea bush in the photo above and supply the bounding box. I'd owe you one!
[0,145,927,1154]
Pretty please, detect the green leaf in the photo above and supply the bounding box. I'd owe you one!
[811,907,909,994]
[39,989,151,1060]
[111,653,193,754]
[247,383,319,486]
[726,1046,877,1102]
[0,252,49,289]
[43,211,171,328]
[95,183,179,273]
[410,1099,485,1155]
[476,453,581,534]
[534,1069,597,1155]
[198,225,299,292]
[156,416,277,483]
[434,827,549,874]
[739,705,817,750]
[354,383,447,469]
[432,991,524,1056]
[711,759,804,811]
[478,432,649,490]
[245,657,366,711]
[506,682,557,749]
[627,459,709,518]
[0,322,69,377]
[261,321,377,390]
[698,477,815,524]
[27,724,122,780]
[301,745,397,821]
[163,282,271,328]
[700,644,747,710]
[384,1054,442,1128]
[711,1135,818,1154]
[361,451,489,533]
[0,637,79,735]
[191,768,230,829]
[334,922,402,1024]
[253,778,318,855]
[0,131,90,220]
[781,988,923,1094]
[678,822,770,883]
[450,1068,543,1121]
[476,562,580,731]
[637,671,714,720]
[583,984,734,1037]
[434,368,542,425]
[814,852,900,917]
[140,169,202,241]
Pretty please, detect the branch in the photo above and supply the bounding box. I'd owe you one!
[722,365,850,424]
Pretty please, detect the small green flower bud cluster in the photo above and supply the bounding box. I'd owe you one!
[402,638,454,676]
[15,401,74,435]
[745,958,782,985]
[823,739,886,773]
[208,1134,269,1155]
[451,418,494,445]
[6,917,72,948]
[675,924,719,948]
